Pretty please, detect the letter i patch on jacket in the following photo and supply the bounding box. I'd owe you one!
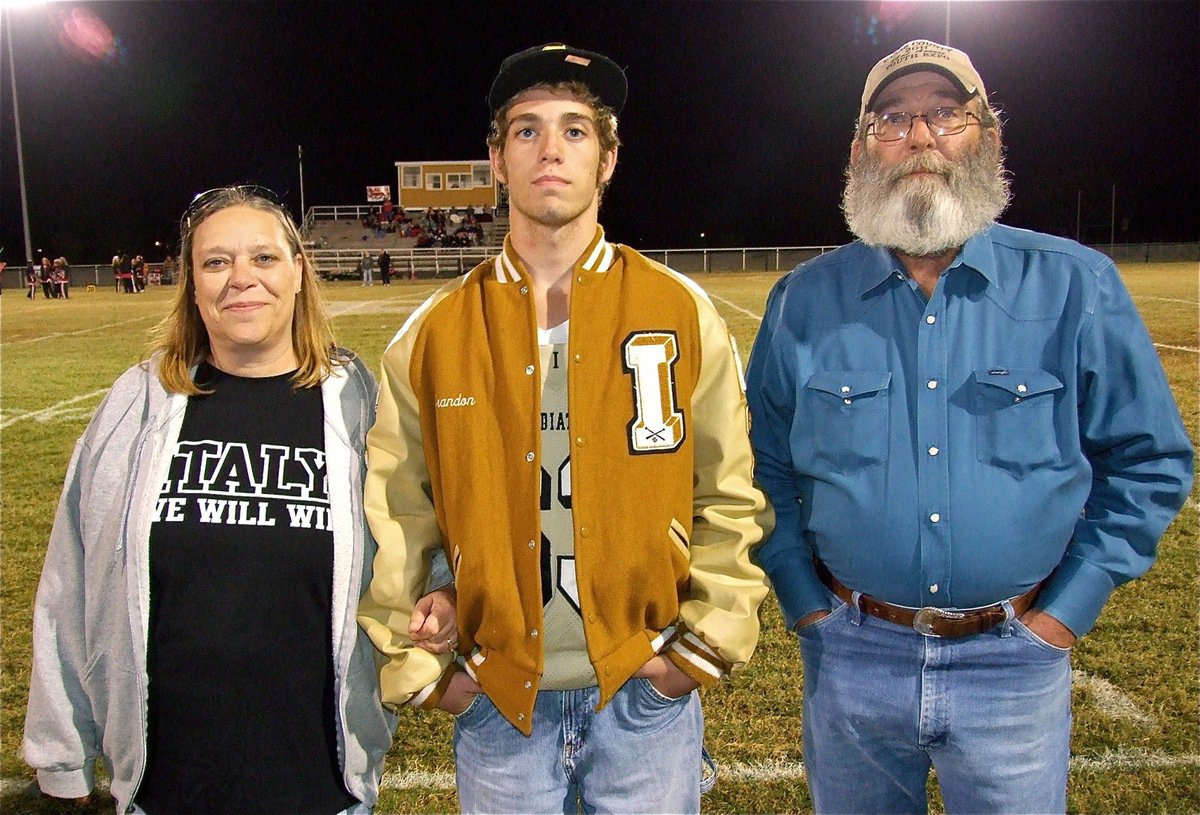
[622,331,685,454]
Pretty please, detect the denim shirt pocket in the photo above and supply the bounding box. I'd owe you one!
[798,371,892,475]
[973,368,1063,477]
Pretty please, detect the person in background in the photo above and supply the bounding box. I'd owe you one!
[23,185,454,815]
[162,254,177,285]
[26,260,39,299]
[360,251,374,286]
[377,249,391,286]
[53,258,69,299]
[359,43,772,814]
[132,255,146,293]
[746,39,1193,814]
[40,257,54,299]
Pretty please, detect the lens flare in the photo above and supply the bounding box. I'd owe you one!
[57,6,117,64]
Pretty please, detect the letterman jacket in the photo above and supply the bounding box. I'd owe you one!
[22,354,397,812]
[359,228,773,735]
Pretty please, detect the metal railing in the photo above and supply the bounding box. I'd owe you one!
[5,242,1198,289]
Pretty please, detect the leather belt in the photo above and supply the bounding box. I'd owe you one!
[815,560,1041,638]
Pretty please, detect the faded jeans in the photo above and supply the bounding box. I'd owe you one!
[453,680,704,814]
[797,592,1072,814]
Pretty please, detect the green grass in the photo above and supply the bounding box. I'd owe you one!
[2,263,1197,813]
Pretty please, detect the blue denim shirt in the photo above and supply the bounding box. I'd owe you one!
[746,224,1193,637]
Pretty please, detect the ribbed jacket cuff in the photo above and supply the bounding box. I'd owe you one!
[409,663,459,710]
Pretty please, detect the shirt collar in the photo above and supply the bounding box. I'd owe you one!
[493,226,615,284]
[856,226,1000,296]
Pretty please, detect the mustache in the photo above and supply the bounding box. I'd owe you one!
[884,152,955,184]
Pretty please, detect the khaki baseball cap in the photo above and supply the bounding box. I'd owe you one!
[860,40,988,120]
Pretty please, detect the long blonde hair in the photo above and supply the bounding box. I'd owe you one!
[148,186,343,395]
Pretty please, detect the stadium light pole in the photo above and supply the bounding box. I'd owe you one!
[298,144,306,229]
[3,6,35,264]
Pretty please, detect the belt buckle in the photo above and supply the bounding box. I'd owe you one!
[913,606,966,638]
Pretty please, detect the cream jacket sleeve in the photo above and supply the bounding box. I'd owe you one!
[357,306,455,709]
[666,282,775,685]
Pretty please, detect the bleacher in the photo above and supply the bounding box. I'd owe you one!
[302,205,507,280]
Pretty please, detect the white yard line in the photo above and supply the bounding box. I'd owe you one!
[1073,669,1153,726]
[1136,296,1199,306]
[1154,343,1199,353]
[3,750,1196,798]
[0,388,110,430]
[709,293,763,323]
[1,315,155,346]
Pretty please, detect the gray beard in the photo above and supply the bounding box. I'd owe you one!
[842,136,1011,257]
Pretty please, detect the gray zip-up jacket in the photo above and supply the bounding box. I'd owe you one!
[23,354,398,812]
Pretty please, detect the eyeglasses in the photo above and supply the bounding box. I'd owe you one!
[867,107,981,142]
[180,184,283,232]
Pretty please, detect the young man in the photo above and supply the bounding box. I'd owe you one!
[359,43,772,813]
[746,40,1193,813]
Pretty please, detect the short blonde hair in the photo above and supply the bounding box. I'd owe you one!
[149,186,344,395]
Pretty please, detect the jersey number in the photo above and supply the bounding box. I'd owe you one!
[623,332,685,454]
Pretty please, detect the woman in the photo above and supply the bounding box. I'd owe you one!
[22,186,451,814]
[40,256,54,298]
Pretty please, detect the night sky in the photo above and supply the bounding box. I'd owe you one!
[1,1,1197,266]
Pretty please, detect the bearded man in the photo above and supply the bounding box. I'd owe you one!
[746,40,1191,814]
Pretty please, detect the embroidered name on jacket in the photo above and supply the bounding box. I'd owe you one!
[435,393,476,408]
[623,330,685,454]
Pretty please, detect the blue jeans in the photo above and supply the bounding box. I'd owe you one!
[798,594,1071,814]
[453,680,704,814]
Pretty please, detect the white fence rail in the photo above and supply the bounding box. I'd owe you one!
[5,243,1198,289]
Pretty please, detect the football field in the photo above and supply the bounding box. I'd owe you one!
[1,263,1196,813]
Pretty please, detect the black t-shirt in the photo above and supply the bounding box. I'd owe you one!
[136,363,357,815]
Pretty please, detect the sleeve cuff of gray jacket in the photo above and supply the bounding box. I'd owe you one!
[37,762,95,799]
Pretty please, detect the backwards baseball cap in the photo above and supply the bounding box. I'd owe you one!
[488,43,627,115]
[860,39,988,120]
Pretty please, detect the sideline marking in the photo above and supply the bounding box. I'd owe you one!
[0,389,111,430]
[1136,296,1199,306]
[1,316,155,347]
[1074,670,1153,726]
[1154,343,1199,353]
[710,293,763,323]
